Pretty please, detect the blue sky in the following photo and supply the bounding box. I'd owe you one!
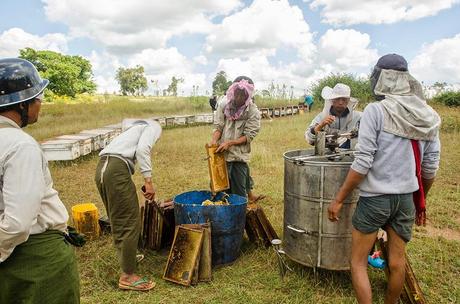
[1,0,459,95]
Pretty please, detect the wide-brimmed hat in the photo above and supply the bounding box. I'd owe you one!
[321,83,351,100]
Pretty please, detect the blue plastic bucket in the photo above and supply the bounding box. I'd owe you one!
[174,191,247,266]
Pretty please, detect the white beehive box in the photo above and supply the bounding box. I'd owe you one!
[56,134,93,156]
[195,114,206,123]
[293,106,299,114]
[102,123,122,138]
[153,117,166,127]
[80,128,113,149]
[41,139,81,161]
[280,107,286,116]
[174,115,187,125]
[186,115,196,125]
[165,117,175,127]
[274,108,281,117]
[203,113,214,123]
[286,106,293,115]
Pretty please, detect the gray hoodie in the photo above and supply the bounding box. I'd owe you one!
[100,119,162,178]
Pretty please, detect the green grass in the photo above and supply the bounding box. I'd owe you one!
[25,102,460,303]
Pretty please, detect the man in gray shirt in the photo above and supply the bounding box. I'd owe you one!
[327,54,441,304]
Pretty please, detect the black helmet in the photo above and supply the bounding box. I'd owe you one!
[0,58,49,108]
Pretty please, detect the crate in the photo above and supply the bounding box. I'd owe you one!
[165,117,175,127]
[174,115,187,126]
[101,123,122,138]
[153,117,166,127]
[80,128,113,150]
[56,134,93,156]
[186,115,196,125]
[41,139,81,161]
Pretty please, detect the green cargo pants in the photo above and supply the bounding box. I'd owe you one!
[95,156,140,274]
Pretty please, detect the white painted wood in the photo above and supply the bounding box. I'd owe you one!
[56,134,93,155]
[41,139,81,161]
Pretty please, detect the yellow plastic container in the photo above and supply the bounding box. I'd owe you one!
[71,203,100,240]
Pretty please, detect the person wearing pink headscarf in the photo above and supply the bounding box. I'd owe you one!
[210,76,261,199]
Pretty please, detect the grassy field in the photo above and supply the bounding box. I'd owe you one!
[26,99,460,303]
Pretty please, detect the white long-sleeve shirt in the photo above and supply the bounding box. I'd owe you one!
[99,119,162,178]
[0,116,68,262]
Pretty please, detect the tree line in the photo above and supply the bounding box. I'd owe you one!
[17,48,459,107]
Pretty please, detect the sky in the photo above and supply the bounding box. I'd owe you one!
[1,0,459,96]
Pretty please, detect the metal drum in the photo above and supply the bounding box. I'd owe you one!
[283,149,358,270]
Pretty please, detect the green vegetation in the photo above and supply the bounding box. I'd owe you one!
[115,65,148,96]
[19,48,96,97]
[309,73,373,107]
[23,100,460,303]
[212,71,232,96]
[432,91,460,107]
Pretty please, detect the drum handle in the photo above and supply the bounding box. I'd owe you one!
[287,225,306,234]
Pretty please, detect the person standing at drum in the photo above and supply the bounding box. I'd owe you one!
[328,54,441,304]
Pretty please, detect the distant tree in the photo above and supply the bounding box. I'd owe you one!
[19,47,96,97]
[166,76,184,96]
[115,65,148,96]
[212,71,232,96]
[310,73,373,106]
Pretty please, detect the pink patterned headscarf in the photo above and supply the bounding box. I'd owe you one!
[224,79,255,121]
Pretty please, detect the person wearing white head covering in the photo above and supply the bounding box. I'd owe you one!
[327,54,440,304]
[305,83,361,149]
[95,118,161,291]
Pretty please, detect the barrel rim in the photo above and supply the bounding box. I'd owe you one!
[173,190,247,207]
[283,148,355,165]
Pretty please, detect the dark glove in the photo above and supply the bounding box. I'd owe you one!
[64,226,87,247]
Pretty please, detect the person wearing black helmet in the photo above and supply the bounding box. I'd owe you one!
[0,58,80,303]
[327,54,440,304]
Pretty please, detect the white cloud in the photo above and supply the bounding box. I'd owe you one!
[307,0,460,25]
[205,0,315,61]
[88,51,121,93]
[42,0,242,54]
[0,27,68,57]
[213,27,379,95]
[128,48,206,95]
[318,29,378,70]
[411,33,460,84]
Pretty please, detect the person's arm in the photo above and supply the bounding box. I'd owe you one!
[215,135,246,153]
[305,114,327,145]
[420,136,441,196]
[210,129,222,146]
[328,169,365,221]
[327,104,380,221]
[0,144,46,262]
[136,122,162,200]
[211,102,225,145]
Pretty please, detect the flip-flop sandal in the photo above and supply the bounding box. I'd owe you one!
[118,278,155,291]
